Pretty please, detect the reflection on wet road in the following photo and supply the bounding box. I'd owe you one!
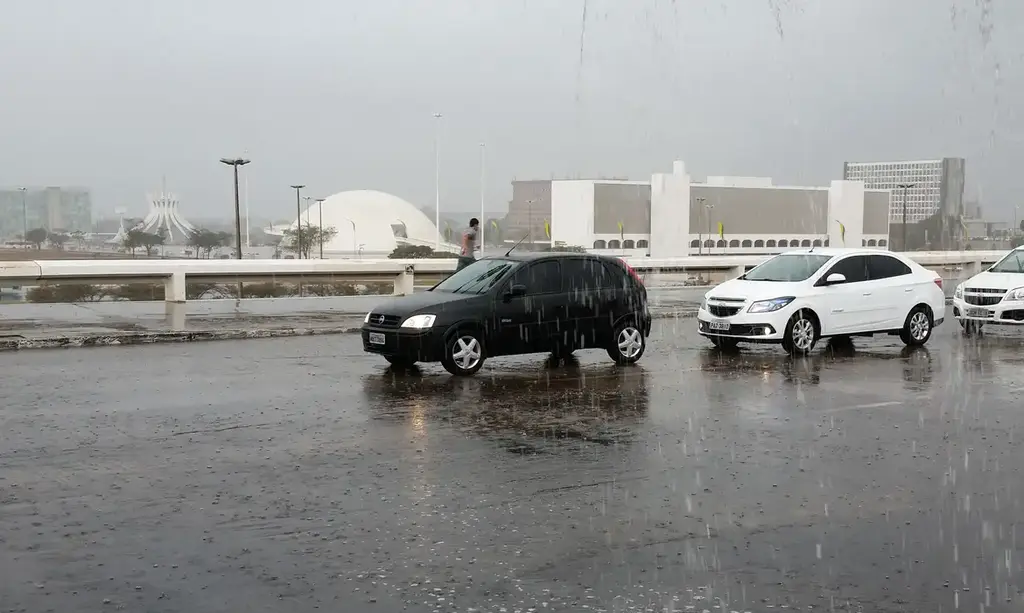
[3,315,1024,612]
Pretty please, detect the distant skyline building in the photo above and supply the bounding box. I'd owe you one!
[843,158,966,224]
[0,186,92,238]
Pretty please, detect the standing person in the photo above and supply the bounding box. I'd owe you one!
[456,218,480,271]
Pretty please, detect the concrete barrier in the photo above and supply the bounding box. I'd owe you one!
[0,250,1008,304]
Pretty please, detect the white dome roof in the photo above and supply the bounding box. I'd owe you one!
[292,190,440,254]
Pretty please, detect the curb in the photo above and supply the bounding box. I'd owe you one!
[0,326,362,352]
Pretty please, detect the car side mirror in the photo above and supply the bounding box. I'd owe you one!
[503,284,527,302]
[823,273,847,286]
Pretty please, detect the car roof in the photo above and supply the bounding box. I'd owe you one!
[483,251,623,263]
[773,247,904,258]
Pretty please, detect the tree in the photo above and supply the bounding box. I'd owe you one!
[187,228,231,259]
[388,244,459,259]
[47,231,70,250]
[281,224,338,259]
[25,227,48,249]
[70,230,86,249]
[123,228,164,257]
[1019,219,1024,233]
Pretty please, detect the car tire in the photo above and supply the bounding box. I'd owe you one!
[709,336,739,350]
[899,305,933,346]
[607,321,646,365]
[960,320,983,336]
[441,329,486,376]
[384,356,415,368]
[781,310,818,355]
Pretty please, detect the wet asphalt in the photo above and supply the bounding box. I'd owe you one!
[2,312,1024,612]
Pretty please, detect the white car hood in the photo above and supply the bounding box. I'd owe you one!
[965,271,1024,290]
[705,278,806,302]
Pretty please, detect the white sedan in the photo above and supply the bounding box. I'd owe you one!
[697,248,946,354]
[952,246,1024,334]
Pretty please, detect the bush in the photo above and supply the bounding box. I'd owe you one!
[389,245,458,259]
[25,281,392,303]
[26,284,107,302]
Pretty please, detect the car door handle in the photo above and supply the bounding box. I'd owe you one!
[862,292,872,296]
[904,288,913,292]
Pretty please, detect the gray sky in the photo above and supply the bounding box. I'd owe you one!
[2,0,1021,221]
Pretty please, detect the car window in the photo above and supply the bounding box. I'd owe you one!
[432,258,517,294]
[562,258,614,293]
[508,260,561,295]
[823,255,869,283]
[867,255,911,280]
[989,250,1024,273]
[743,254,833,282]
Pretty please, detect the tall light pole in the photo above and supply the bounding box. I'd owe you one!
[897,183,915,251]
[290,185,305,258]
[315,198,325,258]
[220,158,250,259]
[433,112,442,250]
[347,219,357,258]
[705,201,715,255]
[302,195,312,229]
[694,197,706,255]
[17,187,27,241]
[479,142,486,254]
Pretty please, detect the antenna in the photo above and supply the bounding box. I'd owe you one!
[505,231,530,256]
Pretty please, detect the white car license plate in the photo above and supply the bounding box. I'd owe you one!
[708,320,731,331]
[965,308,990,318]
[368,332,386,345]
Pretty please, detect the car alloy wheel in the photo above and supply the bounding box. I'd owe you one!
[791,318,815,350]
[617,326,643,359]
[909,311,930,341]
[451,335,482,371]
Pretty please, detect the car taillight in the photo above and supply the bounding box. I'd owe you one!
[624,262,645,287]
[933,278,943,290]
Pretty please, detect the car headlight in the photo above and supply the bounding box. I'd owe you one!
[748,297,795,313]
[700,296,708,311]
[400,314,437,329]
[364,311,372,323]
[954,284,963,298]
[1005,287,1024,301]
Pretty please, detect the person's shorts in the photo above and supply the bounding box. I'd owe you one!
[456,256,475,271]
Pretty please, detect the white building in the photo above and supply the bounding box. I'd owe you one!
[843,158,966,223]
[548,161,891,258]
[270,190,458,257]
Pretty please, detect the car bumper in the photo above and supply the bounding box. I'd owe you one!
[952,297,1024,325]
[361,324,448,361]
[696,307,786,343]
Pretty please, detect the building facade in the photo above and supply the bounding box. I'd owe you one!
[843,158,966,223]
[546,161,890,258]
[0,186,93,238]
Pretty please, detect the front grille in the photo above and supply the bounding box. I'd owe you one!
[964,294,1003,306]
[700,321,775,336]
[369,314,402,328]
[708,296,746,303]
[708,305,742,317]
[967,287,1005,294]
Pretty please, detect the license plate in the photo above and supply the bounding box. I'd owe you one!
[965,308,990,318]
[368,332,386,345]
[708,320,731,331]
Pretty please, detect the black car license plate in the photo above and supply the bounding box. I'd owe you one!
[368,332,386,345]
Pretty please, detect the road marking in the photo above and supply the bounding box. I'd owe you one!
[820,400,903,414]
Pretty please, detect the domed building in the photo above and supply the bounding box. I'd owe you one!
[279,190,459,257]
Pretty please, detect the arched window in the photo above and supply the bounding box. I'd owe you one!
[593,239,607,249]
[741,239,752,247]
[878,239,887,247]
[690,239,700,248]
[623,239,635,249]
[754,240,764,248]
[716,240,727,248]
[800,239,811,247]
[778,239,788,247]
[637,240,649,248]
[729,239,740,248]
[868,239,877,247]
[766,239,777,247]
[790,240,800,247]
[608,240,621,249]
[704,239,714,248]
[861,239,867,246]
[812,239,822,247]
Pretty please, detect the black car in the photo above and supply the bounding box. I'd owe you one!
[361,252,652,376]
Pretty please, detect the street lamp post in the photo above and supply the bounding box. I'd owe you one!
[479,142,486,254]
[348,219,357,258]
[693,197,707,255]
[219,158,251,259]
[897,183,915,251]
[290,185,305,258]
[705,201,715,255]
[17,187,27,242]
[316,198,325,258]
[433,112,442,250]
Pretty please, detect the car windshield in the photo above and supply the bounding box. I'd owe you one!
[431,258,518,294]
[989,250,1024,273]
[743,254,833,282]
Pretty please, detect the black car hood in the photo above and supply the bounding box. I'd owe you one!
[370,290,480,316]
